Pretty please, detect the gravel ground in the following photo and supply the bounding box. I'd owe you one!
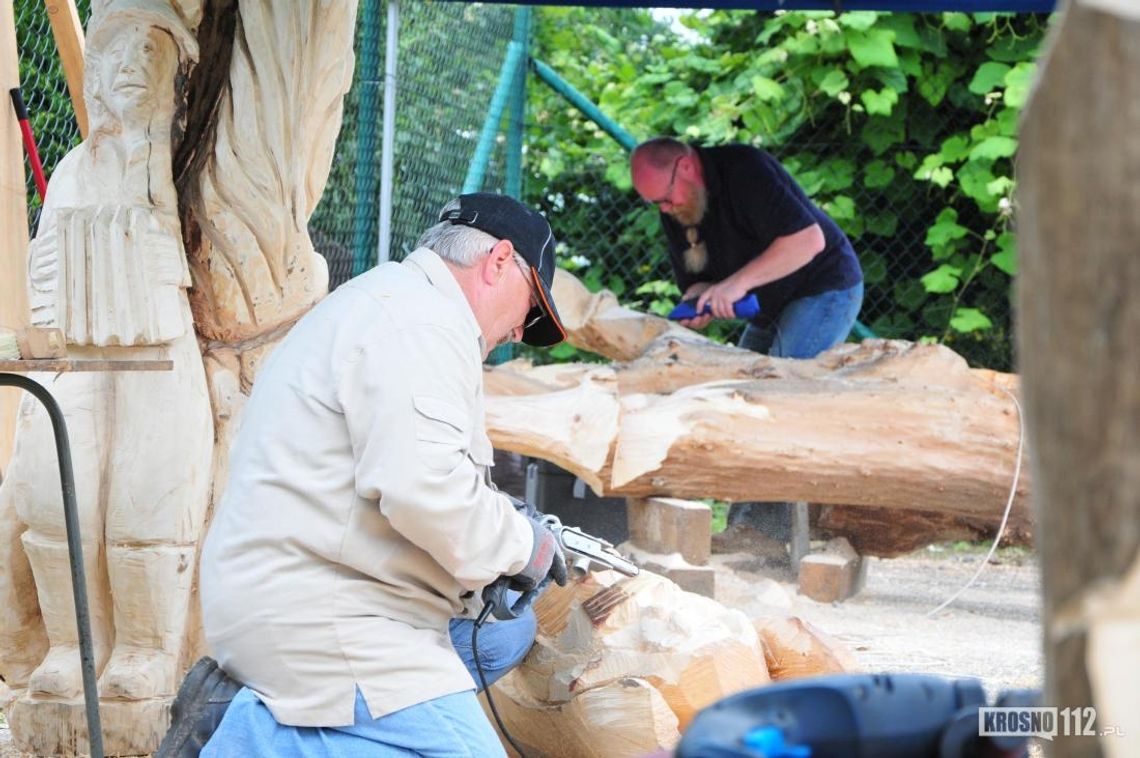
[1,543,1043,757]
[713,542,1043,695]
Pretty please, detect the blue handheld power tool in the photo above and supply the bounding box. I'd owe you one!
[675,673,1039,758]
[667,293,760,321]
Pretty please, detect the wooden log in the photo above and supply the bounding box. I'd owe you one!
[484,343,1031,529]
[816,504,1004,558]
[1016,3,1140,756]
[483,366,619,494]
[489,569,770,757]
[490,269,1030,535]
[43,0,88,138]
[551,268,699,362]
[553,267,1016,398]
[753,616,860,680]
[486,568,858,757]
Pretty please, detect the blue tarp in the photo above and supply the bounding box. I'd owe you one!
[463,1,1055,12]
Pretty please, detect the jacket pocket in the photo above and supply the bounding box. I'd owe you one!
[412,395,468,472]
[412,395,467,444]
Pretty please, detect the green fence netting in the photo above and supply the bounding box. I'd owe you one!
[14,0,90,233]
[311,1,518,286]
[15,4,1029,370]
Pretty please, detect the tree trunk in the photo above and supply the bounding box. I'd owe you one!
[1016,3,1140,756]
[485,335,1031,531]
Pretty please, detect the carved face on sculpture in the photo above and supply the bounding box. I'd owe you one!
[99,24,179,132]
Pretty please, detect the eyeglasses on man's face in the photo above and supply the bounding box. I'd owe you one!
[645,156,683,206]
[514,255,544,332]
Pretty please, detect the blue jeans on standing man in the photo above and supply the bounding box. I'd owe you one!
[738,281,864,358]
[201,608,537,757]
[728,282,863,532]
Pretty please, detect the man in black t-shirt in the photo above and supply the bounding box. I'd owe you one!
[630,137,865,545]
[630,137,863,357]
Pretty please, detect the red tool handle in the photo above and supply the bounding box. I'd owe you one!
[9,87,48,202]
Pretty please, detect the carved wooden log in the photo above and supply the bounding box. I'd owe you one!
[0,2,358,755]
[486,570,856,757]
[753,616,860,680]
[485,339,1031,530]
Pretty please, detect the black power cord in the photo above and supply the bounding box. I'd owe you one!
[473,603,529,758]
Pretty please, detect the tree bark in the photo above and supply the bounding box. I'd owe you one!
[1016,3,1140,756]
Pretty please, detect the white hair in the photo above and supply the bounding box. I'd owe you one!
[415,199,500,267]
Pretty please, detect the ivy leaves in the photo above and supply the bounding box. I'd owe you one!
[527,8,1048,368]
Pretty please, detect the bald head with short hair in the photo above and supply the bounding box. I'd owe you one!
[630,137,707,226]
[630,137,692,172]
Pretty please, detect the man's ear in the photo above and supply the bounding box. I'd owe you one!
[676,154,693,178]
[484,239,514,284]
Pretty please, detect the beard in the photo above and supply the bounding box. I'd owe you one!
[668,184,708,227]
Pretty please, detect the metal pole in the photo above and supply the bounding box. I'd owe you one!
[376,0,399,264]
[0,373,103,758]
[505,7,530,200]
[351,0,381,277]
[531,58,637,152]
[462,39,525,194]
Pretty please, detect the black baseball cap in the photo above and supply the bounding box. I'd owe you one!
[440,193,566,347]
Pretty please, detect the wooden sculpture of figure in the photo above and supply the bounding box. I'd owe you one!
[0,0,214,749]
[2,0,356,751]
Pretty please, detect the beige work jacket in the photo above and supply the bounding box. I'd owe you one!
[200,248,534,727]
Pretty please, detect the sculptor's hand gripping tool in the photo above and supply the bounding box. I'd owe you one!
[539,514,640,579]
[480,514,639,622]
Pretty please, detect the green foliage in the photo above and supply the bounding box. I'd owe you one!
[525,9,1050,370]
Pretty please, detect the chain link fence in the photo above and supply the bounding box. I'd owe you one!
[14,0,90,235]
[311,1,518,287]
[530,92,1012,368]
[15,4,1015,369]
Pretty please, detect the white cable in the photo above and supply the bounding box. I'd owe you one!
[927,386,1025,617]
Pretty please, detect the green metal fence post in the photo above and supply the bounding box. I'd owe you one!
[505,7,530,200]
[531,58,636,152]
[351,0,382,276]
[486,7,532,366]
[462,40,525,194]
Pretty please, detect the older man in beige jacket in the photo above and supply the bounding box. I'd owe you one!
[197,194,568,756]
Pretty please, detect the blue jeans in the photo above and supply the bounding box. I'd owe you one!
[738,282,864,359]
[201,609,537,757]
[730,283,863,531]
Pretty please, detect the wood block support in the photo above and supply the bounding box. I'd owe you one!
[797,538,866,603]
[622,544,716,598]
[627,497,711,566]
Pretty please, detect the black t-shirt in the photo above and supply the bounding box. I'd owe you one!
[661,144,862,328]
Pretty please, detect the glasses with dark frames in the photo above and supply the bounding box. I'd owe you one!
[514,255,544,332]
[645,155,683,206]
